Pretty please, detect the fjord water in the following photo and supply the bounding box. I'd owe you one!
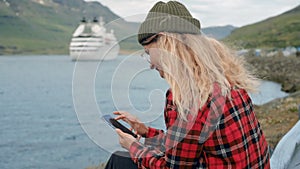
[0,55,288,169]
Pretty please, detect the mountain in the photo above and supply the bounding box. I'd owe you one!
[0,0,140,55]
[202,25,236,40]
[225,5,300,49]
[2,1,299,55]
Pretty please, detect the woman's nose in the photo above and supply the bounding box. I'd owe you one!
[150,64,155,69]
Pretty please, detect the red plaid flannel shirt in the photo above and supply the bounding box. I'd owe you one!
[129,85,270,169]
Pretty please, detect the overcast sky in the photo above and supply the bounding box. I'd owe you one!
[85,0,300,27]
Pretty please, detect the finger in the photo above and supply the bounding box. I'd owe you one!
[113,111,121,115]
[137,135,141,141]
[131,128,138,135]
[115,115,126,121]
[116,129,134,140]
[113,111,127,115]
[115,129,124,138]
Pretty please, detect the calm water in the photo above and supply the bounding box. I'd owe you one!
[0,55,288,169]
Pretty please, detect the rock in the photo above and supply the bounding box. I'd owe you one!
[282,83,296,93]
[246,56,300,93]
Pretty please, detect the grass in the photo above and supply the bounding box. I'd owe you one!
[254,91,300,148]
[0,0,138,55]
[224,5,300,49]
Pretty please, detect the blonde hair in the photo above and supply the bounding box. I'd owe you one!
[156,33,259,118]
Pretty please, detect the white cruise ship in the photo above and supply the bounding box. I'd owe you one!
[69,17,119,61]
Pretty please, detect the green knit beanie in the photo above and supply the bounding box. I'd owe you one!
[138,1,201,45]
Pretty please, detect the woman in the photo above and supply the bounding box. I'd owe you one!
[105,1,270,168]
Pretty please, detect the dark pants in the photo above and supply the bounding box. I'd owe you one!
[104,151,138,169]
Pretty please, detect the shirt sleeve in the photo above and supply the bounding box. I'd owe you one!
[129,119,204,169]
[142,89,173,147]
[144,127,165,148]
[128,90,204,168]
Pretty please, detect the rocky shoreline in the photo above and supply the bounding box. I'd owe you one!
[246,55,300,93]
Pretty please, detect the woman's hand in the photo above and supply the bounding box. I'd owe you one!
[116,129,137,150]
[114,111,149,137]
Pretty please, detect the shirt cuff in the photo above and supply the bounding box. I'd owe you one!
[145,127,162,138]
[129,141,144,164]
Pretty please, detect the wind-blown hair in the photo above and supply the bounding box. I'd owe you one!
[156,33,259,119]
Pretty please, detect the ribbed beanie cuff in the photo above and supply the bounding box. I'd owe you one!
[138,1,201,45]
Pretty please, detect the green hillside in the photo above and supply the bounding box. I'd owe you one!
[0,0,140,55]
[202,25,236,40]
[4,0,297,55]
[224,5,300,49]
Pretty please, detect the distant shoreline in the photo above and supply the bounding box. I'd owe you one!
[1,54,299,94]
[0,49,138,56]
[246,55,300,93]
